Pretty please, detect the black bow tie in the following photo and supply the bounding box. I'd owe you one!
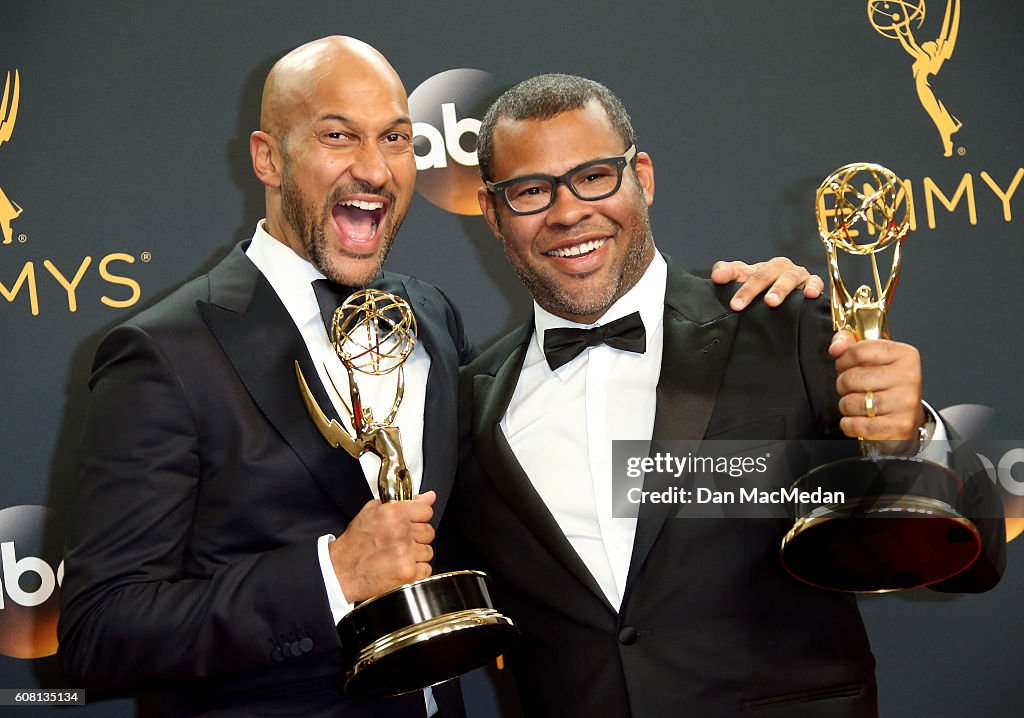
[311,278,356,335]
[542,311,647,371]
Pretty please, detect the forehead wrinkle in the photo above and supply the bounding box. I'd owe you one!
[334,109,413,125]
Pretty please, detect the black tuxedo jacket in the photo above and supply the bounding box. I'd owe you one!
[58,242,474,717]
[451,261,1004,718]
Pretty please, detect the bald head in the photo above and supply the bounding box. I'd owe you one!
[249,36,417,287]
[260,36,406,138]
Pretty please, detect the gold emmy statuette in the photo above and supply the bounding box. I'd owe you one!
[779,163,981,593]
[295,288,517,698]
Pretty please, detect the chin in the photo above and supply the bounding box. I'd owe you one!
[323,252,385,288]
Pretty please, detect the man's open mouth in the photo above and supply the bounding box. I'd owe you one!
[332,199,385,243]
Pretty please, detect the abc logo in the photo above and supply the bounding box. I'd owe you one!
[940,404,1024,495]
[409,69,502,216]
[0,505,64,659]
[978,449,1024,497]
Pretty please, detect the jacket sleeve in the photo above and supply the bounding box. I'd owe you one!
[927,434,1006,592]
[57,323,341,691]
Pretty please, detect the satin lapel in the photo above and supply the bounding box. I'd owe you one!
[198,245,371,521]
[385,276,459,529]
[473,325,615,613]
[625,264,739,589]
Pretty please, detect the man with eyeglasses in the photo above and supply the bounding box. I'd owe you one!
[450,74,1004,717]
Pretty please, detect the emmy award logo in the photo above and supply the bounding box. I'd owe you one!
[868,0,962,156]
[295,288,517,698]
[1,69,23,245]
[780,163,982,593]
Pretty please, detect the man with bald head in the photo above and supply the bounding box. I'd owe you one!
[57,36,470,717]
[254,37,415,289]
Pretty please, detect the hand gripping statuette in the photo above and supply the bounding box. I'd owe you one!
[779,163,981,593]
[295,288,517,697]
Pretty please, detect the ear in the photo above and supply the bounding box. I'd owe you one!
[250,131,283,189]
[478,187,503,240]
[634,151,655,207]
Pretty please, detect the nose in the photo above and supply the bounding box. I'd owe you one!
[349,141,391,189]
[544,182,593,227]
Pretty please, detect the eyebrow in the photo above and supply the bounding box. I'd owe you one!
[316,113,413,128]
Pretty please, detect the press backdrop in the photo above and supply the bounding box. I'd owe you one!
[1,1,1022,716]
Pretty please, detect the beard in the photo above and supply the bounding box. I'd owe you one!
[501,194,655,322]
[279,170,405,287]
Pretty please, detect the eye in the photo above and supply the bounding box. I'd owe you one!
[382,131,412,149]
[507,181,550,201]
[319,129,353,146]
[576,165,616,184]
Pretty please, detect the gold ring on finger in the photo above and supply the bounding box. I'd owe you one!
[864,390,876,418]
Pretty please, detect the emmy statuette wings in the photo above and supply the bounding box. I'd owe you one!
[295,288,517,698]
[1,69,23,246]
[298,289,417,502]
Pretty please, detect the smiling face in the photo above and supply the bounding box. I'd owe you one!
[253,37,416,286]
[479,101,656,324]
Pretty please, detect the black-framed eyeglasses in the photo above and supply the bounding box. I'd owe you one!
[485,145,637,216]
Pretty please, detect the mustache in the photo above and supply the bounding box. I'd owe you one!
[543,224,616,242]
[328,182,397,207]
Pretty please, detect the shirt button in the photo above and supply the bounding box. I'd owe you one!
[618,626,638,645]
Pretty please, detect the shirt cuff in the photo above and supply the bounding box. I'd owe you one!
[316,535,436,715]
[858,401,944,458]
[317,533,354,624]
[918,400,947,462]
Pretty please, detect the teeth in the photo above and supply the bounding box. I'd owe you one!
[547,238,606,258]
[339,199,384,211]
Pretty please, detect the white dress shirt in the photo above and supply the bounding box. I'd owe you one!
[245,222,436,713]
[502,253,668,610]
[501,252,945,612]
